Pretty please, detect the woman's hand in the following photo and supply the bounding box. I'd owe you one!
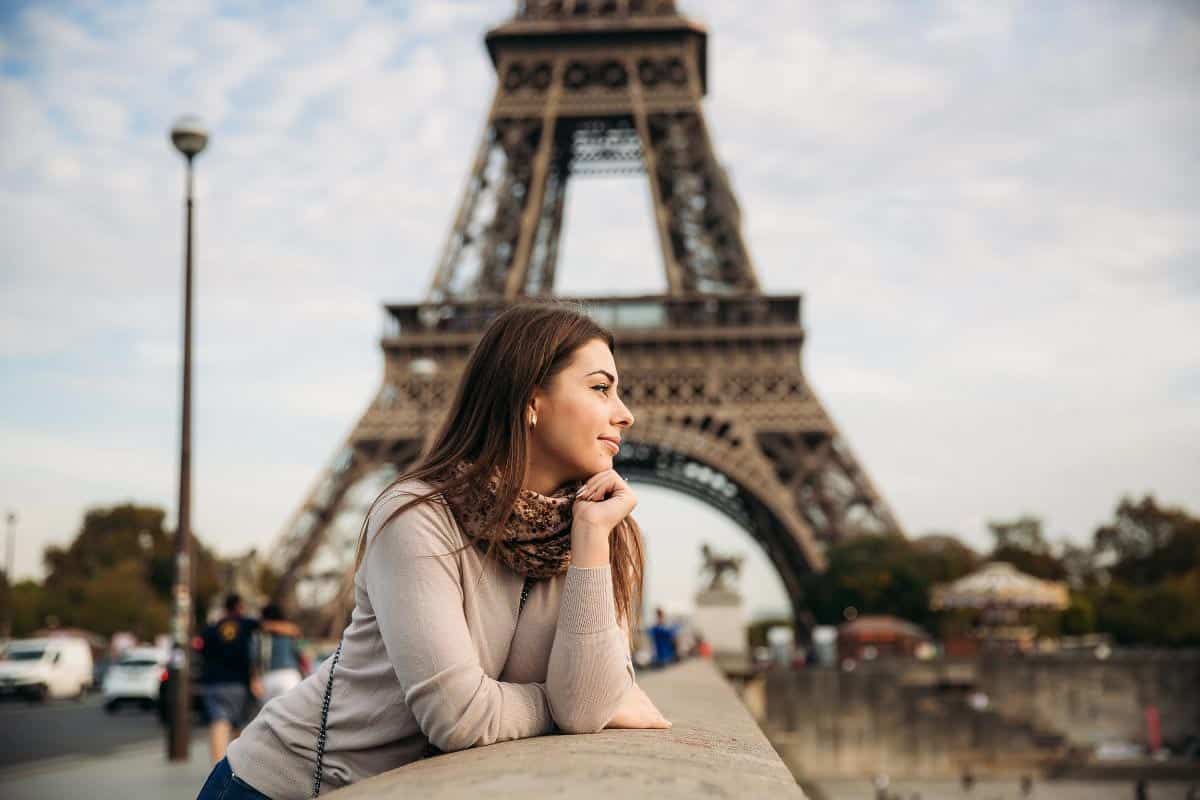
[604,683,671,730]
[570,469,637,567]
[572,469,637,532]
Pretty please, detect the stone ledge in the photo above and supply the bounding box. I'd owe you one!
[328,658,806,798]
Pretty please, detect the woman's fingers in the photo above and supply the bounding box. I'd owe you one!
[575,469,626,501]
[605,683,672,730]
[572,469,638,529]
[640,686,671,727]
[575,472,608,500]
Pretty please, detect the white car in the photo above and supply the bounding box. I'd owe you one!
[102,646,168,712]
[0,637,94,701]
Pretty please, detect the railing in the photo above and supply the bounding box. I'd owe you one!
[326,658,807,798]
[382,294,803,340]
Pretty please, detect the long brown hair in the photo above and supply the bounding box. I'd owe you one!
[351,300,645,640]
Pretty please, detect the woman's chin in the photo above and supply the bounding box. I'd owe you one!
[585,453,614,474]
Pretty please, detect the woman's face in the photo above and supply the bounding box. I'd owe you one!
[526,338,634,491]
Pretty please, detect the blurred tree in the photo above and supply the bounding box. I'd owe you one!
[1092,571,1200,646]
[799,532,978,630]
[911,534,980,582]
[986,515,1066,580]
[0,578,47,637]
[39,503,225,638]
[1086,495,1200,646]
[1093,495,1200,586]
[989,515,1051,554]
[1058,541,1098,591]
[41,560,169,641]
[1060,591,1097,636]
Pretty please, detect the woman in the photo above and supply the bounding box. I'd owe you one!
[197,302,670,799]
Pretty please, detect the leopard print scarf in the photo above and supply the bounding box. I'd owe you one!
[436,459,585,579]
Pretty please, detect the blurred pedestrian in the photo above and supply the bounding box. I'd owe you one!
[200,593,300,765]
[259,603,309,703]
[648,607,679,668]
[961,768,975,792]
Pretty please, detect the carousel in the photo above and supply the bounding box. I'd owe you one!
[931,562,1069,653]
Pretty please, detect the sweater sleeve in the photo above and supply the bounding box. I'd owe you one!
[361,496,556,753]
[544,564,637,733]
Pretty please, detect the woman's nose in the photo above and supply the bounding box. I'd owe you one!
[615,399,634,428]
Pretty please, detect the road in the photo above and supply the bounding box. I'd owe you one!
[0,693,204,768]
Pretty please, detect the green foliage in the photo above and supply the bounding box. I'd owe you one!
[1091,568,1200,646]
[1081,495,1200,646]
[799,532,979,631]
[792,495,1198,648]
[24,503,225,639]
[0,579,48,638]
[41,560,169,641]
[986,515,1066,580]
[1060,591,1097,636]
[1094,496,1200,586]
[988,515,1052,555]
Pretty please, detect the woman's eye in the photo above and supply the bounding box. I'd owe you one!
[592,384,610,394]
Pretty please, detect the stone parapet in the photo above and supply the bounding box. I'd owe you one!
[328,658,805,798]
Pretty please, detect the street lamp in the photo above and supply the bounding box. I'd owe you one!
[167,114,208,762]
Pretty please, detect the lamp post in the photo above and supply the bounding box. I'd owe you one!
[167,115,208,761]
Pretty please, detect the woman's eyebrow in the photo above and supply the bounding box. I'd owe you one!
[585,369,617,385]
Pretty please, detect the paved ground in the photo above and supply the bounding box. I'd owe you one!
[0,693,185,766]
[0,737,214,800]
[0,692,215,799]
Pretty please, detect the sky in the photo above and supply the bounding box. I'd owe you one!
[1,0,1198,621]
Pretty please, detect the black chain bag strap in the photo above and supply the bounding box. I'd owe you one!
[311,640,344,797]
[310,576,532,797]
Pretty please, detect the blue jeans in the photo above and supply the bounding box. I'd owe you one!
[196,756,271,800]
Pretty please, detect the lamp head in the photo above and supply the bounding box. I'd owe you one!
[170,115,209,158]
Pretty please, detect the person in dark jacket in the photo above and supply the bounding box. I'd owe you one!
[647,607,680,668]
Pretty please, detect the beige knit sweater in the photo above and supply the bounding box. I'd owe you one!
[226,479,636,799]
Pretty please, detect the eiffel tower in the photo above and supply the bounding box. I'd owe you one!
[269,0,904,633]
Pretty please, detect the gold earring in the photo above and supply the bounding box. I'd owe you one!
[530,413,537,427]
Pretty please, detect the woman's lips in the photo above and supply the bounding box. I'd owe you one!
[599,438,620,454]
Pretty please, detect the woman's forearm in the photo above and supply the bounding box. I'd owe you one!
[544,562,635,733]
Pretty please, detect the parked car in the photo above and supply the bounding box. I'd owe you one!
[102,646,168,712]
[0,637,94,701]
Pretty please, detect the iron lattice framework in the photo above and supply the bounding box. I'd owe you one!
[269,0,903,634]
